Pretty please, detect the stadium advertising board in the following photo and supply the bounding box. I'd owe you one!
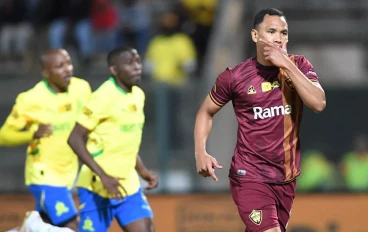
[0,194,367,231]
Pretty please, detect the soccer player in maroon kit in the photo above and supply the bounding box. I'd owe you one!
[194,8,326,232]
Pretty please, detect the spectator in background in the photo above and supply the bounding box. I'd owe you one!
[340,134,368,192]
[117,0,151,56]
[177,0,217,75]
[297,150,338,192]
[44,0,94,64]
[145,12,197,87]
[91,0,118,55]
[0,0,33,62]
[145,11,196,149]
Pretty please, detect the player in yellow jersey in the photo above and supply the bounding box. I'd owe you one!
[68,46,158,232]
[0,49,91,231]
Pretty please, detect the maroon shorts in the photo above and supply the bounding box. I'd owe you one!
[230,178,296,232]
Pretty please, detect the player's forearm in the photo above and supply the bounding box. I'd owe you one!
[0,125,33,146]
[135,155,147,174]
[68,133,107,178]
[283,63,326,113]
[194,109,213,157]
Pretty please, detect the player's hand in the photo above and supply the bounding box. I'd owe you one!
[195,153,223,181]
[140,169,158,190]
[33,124,53,139]
[100,174,127,200]
[260,38,290,68]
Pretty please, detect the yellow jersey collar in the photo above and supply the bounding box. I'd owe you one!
[42,79,68,94]
[109,77,128,95]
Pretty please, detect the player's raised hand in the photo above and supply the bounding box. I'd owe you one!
[140,169,158,190]
[100,174,127,200]
[195,153,223,181]
[260,38,290,68]
[33,124,53,139]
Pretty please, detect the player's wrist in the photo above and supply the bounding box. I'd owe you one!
[281,59,295,72]
[195,151,207,158]
[96,170,109,180]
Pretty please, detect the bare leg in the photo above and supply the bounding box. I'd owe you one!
[122,218,154,232]
[264,226,282,232]
[59,217,78,231]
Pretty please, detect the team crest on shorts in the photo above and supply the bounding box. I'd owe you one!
[249,210,262,225]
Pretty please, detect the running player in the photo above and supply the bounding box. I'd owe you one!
[0,49,91,231]
[68,46,158,232]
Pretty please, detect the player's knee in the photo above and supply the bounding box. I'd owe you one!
[140,219,155,232]
[148,222,155,232]
[142,219,154,232]
[124,218,154,232]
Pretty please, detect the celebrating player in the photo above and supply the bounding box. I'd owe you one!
[194,8,326,232]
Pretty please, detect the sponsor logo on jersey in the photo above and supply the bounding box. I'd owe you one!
[237,170,247,176]
[248,85,256,94]
[58,103,72,112]
[261,82,272,92]
[253,105,292,119]
[271,81,280,89]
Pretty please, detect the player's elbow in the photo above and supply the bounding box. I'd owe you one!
[67,136,73,148]
[67,132,78,148]
[312,100,326,113]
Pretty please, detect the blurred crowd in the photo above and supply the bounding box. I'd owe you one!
[298,134,368,193]
[0,0,216,75]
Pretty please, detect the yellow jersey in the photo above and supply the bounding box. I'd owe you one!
[146,33,196,85]
[0,77,91,188]
[180,0,217,26]
[76,77,145,198]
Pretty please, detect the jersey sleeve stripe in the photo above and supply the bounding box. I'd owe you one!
[209,92,223,107]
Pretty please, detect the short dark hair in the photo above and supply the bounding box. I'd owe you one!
[107,46,134,66]
[253,8,286,29]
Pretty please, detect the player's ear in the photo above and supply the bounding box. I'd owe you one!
[42,69,49,78]
[109,65,117,76]
[251,29,258,43]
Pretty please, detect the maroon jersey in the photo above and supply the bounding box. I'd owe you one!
[209,55,319,184]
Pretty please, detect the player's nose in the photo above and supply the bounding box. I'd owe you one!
[133,61,142,70]
[65,64,73,74]
[274,40,282,47]
[274,34,282,45]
